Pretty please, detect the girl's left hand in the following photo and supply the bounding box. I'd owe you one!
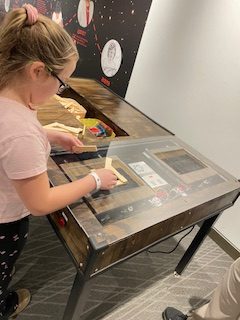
[45,129,83,151]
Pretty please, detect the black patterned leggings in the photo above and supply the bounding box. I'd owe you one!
[0,216,29,318]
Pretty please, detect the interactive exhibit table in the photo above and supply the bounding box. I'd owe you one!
[38,79,240,320]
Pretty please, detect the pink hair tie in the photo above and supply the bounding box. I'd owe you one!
[23,4,38,26]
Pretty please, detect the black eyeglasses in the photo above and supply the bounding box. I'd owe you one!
[46,66,69,93]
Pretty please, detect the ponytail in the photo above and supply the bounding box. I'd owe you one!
[0,6,79,90]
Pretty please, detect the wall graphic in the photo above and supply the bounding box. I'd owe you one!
[0,0,153,97]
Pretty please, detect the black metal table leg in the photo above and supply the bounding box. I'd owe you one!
[63,272,92,320]
[175,214,220,275]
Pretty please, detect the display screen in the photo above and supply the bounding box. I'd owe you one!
[154,149,206,175]
[162,153,205,174]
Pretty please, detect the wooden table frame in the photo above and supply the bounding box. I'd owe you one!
[38,79,240,320]
[48,208,232,320]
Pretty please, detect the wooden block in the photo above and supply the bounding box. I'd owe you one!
[43,122,59,128]
[82,125,86,137]
[105,157,127,184]
[72,145,97,153]
[105,157,112,169]
[53,95,87,119]
[111,167,128,183]
[45,127,71,133]
[116,180,125,186]
[57,123,82,134]
[43,122,82,134]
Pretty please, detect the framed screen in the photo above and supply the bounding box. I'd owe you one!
[155,149,206,175]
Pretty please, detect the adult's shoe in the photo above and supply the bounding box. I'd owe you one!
[162,307,188,320]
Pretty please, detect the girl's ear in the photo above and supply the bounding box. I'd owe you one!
[27,61,46,81]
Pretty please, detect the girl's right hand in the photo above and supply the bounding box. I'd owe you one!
[94,168,117,190]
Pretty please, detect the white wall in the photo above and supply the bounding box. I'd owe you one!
[126,0,240,250]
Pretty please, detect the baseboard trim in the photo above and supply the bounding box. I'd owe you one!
[209,229,240,260]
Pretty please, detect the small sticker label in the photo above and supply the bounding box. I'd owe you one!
[142,173,167,188]
[129,161,167,188]
[128,161,153,175]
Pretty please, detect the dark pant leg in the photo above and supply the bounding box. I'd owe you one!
[0,216,29,318]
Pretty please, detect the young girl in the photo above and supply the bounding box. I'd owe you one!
[0,4,117,318]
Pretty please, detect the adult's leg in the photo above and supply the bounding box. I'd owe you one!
[0,216,29,318]
[192,257,240,320]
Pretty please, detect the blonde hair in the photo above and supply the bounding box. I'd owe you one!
[0,8,79,90]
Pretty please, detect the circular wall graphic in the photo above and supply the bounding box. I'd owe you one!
[52,1,63,27]
[101,40,122,78]
[77,0,94,28]
[5,0,10,12]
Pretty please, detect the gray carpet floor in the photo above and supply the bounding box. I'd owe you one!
[12,216,233,320]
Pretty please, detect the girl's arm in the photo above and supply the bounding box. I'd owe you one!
[12,169,117,216]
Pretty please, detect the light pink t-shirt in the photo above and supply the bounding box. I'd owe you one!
[0,97,51,223]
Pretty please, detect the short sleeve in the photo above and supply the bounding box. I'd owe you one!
[2,134,48,180]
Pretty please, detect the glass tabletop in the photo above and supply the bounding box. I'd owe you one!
[49,135,239,248]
